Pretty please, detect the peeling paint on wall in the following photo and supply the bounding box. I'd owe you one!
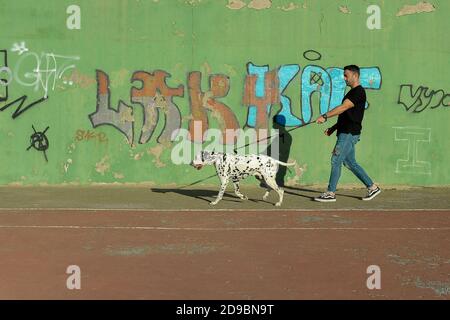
[248,0,272,10]
[147,144,167,168]
[223,64,237,76]
[133,152,144,161]
[279,2,299,11]
[113,172,124,179]
[201,61,212,75]
[396,1,436,16]
[65,69,95,88]
[185,0,202,6]
[172,22,185,37]
[95,156,110,175]
[286,163,307,186]
[339,5,351,14]
[226,0,291,11]
[226,0,246,10]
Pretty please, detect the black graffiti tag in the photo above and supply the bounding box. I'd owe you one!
[398,84,449,113]
[27,125,49,162]
[1,49,48,118]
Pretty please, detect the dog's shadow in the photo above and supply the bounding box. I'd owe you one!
[151,188,244,203]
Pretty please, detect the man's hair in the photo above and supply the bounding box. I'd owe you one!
[344,65,360,76]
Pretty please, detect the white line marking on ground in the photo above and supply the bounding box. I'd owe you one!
[0,225,449,231]
[0,208,448,212]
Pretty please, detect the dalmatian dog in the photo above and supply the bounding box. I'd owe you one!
[191,151,296,206]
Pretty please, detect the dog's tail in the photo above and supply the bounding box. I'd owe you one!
[275,159,297,167]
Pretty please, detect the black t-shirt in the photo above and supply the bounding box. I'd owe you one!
[336,85,366,135]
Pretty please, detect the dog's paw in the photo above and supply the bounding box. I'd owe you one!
[210,201,218,206]
[241,196,248,201]
[263,193,269,201]
[275,202,282,207]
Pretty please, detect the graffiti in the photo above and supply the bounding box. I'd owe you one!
[303,50,322,61]
[393,127,431,175]
[0,95,48,119]
[75,129,108,143]
[243,63,280,130]
[0,49,48,118]
[188,71,239,144]
[301,65,333,123]
[276,64,302,127]
[93,63,382,145]
[89,70,134,144]
[92,69,241,145]
[131,70,183,144]
[13,50,79,98]
[397,84,449,113]
[11,42,28,55]
[0,50,11,99]
[244,62,382,127]
[1,46,79,118]
[27,125,50,162]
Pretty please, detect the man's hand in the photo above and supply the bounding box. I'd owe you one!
[316,115,326,124]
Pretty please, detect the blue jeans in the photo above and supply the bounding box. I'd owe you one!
[328,133,374,193]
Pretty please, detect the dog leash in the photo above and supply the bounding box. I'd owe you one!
[178,173,218,189]
[178,120,315,189]
[233,120,314,153]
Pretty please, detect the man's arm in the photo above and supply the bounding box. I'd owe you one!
[316,98,354,124]
[324,123,338,136]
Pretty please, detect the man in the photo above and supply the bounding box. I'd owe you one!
[314,65,381,202]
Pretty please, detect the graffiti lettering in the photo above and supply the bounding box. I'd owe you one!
[188,71,239,144]
[89,70,134,144]
[0,49,48,118]
[398,84,449,113]
[131,70,183,144]
[13,47,79,98]
[0,95,48,119]
[75,129,108,143]
[244,62,382,127]
[393,127,431,175]
[243,63,279,130]
[93,63,382,145]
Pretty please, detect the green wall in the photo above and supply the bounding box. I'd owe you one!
[0,0,448,186]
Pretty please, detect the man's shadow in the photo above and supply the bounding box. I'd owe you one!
[262,114,293,188]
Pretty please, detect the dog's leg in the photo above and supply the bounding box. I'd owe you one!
[255,172,270,199]
[263,189,271,201]
[210,177,229,206]
[264,176,284,206]
[233,181,248,200]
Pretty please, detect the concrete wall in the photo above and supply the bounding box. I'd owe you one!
[0,0,448,186]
